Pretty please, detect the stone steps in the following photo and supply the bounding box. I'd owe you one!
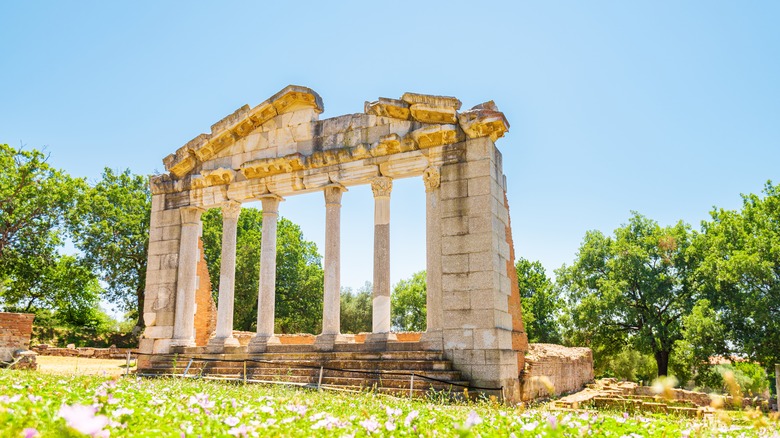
[138,350,470,397]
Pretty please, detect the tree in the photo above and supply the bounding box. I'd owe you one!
[0,144,100,323]
[515,258,562,343]
[557,212,698,376]
[68,168,151,332]
[391,271,426,332]
[669,298,726,389]
[201,207,324,333]
[341,282,372,334]
[697,182,780,371]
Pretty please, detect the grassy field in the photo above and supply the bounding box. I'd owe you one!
[0,368,777,437]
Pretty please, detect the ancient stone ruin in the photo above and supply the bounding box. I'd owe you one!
[138,85,589,401]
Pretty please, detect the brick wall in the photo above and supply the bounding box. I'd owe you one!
[520,343,594,401]
[0,313,35,362]
[504,190,529,373]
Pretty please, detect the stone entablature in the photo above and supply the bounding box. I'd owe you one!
[140,85,524,401]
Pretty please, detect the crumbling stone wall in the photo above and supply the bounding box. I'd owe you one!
[0,312,35,362]
[31,345,133,359]
[521,343,594,401]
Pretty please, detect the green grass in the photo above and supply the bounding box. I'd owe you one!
[0,370,777,437]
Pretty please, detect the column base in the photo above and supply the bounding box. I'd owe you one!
[247,334,280,353]
[419,329,444,351]
[169,337,196,348]
[364,332,397,351]
[313,333,350,351]
[205,336,241,353]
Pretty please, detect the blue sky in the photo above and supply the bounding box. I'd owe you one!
[2,1,778,291]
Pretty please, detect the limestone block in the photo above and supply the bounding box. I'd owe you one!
[155,311,175,326]
[451,349,486,365]
[410,125,461,149]
[388,120,413,136]
[439,180,468,200]
[442,291,470,310]
[410,104,457,124]
[161,253,179,269]
[270,86,323,115]
[469,289,505,310]
[151,194,165,212]
[291,123,313,142]
[470,364,502,383]
[468,271,498,290]
[469,251,497,273]
[152,339,172,354]
[443,328,474,350]
[495,311,512,330]
[276,108,319,127]
[401,92,462,110]
[138,338,154,354]
[144,325,173,339]
[364,124,391,144]
[442,273,469,292]
[467,176,493,197]
[441,254,468,274]
[143,312,157,326]
[442,309,491,330]
[364,98,411,120]
[441,160,496,182]
[441,232,492,255]
[441,216,468,236]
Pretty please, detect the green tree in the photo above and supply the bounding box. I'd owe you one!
[201,207,323,333]
[68,168,150,332]
[697,182,780,371]
[558,212,698,376]
[669,299,726,389]
[391,271,426,332]
[0,144,100,323]
[340,282,372,334]
[515,258,562,343]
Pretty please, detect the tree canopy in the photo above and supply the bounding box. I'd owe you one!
[391,270,426,332]
[557,212,699,376]
[68,168,150,331]
[515,258,562,344]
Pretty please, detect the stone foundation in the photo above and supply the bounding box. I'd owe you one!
[31,344,134,359]
[520,343,594,401]
[0,312,35,362]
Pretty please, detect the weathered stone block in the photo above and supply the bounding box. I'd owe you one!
[441,216,468,236]
[148,240,180,256]
[442,291,470,310]
[439,180,468,200]
[443,328,474,350]
[143,312,157,327]
[152,339,172,354]
[144,325,173,339]
[441,254,468,274]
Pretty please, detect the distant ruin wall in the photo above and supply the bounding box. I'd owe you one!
[520,343,594,401]
[0,312,35,362]
[194,239,217,347]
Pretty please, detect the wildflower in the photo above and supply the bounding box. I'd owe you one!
[360,417,380,434]
[404,410,419,427]
[465,410,483,428]
[521,421,538,432]
[259,405,274,415]
[228,424,252,437]
[58,404,110,437]
[112,407,134,418]
[224,416,240,427]
[385,420,396,431]
[385,407,401,417]
[547,415,557,430]
[22,428,39,438]
[286,404,307,416]
[27,395,42,403]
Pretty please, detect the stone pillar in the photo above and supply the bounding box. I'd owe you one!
[315,184,348,350]
[420,167,444,350]
[249,195,283,352]
[171,206,204,348]
[775,364,779,409]
[366,176,397,346]
[206,201,242,352]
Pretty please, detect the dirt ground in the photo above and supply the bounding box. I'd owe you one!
[35,356,136,376]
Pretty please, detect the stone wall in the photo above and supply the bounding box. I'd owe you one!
[0,312,35,362]
[31,344,134,359]
[520,343,594,401]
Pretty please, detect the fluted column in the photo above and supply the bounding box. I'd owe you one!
[367,176,397,346]
[249,194,283,352]
[420,167,444,350]
[315,184,348,350]
[206,201,242,352]
[171,206,204,348]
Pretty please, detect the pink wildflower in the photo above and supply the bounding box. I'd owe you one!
[228,424,252,437]
[404,410,419,426]
[465,410,482,428]
[547,415,557,430]
[22,428,39,438]
[360,417,380,434]
[59,404,110,437]
[224,416,240,427]
[385,420,396,431]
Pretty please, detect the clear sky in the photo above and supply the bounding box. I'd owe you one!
[2,1,778,290]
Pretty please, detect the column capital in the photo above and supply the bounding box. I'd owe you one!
[221,201,242,220]
[323,183,347,206]
[423,167,441,192]
[179,206,205,225]
[371,176,393,198]
[258,194,284,214]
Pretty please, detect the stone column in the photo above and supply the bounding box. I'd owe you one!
[171,206,204,348]
[206,201,242,352]
[420,167,444,350]
[366,176,397,346]
[249,194,283,352]
[315,184,348,350]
